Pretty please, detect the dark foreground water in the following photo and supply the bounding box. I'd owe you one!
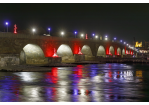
[0,63,149,102]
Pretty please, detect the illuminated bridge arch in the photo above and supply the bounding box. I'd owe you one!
[97,45,106,57]
[81,45,93,56]
[109,46,114,55]
[57,44,74,62]
[122,49,125,55]
[20,44,46,64]
[117,47,121,55]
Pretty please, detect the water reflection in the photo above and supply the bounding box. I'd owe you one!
[0,63,146,102]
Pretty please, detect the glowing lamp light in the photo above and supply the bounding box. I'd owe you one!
[32,28,35,32]
[92,34,95,36]
[81,34,84,37]
[5,22,8,32]
[114,37,116,40]
[124,42,126,44]
[61,32,64,35]
[120,40,122,42]
[6,22,8,25]
[74,31,77,38]
[95,35,98,39]
[32,28,36,35]
[127,44,128,46]
[61,31,64,37]
[105,35,107,38]
[48,28,50,30]
[105,37,108,40]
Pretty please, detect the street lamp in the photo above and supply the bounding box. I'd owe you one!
[120,40,122,42]
[105,35,108,40]
[5,22,8,32]
[61,31,64,37]
[74,31,77,38]
[81,34,84,39]
[48,28,50,35]
[95,35,98,39]
[124,42,126,44]
[92,34,95,39]
[32,28,36,35]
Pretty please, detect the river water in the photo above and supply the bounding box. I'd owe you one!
[0,63,149,102]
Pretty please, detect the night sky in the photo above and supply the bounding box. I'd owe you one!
[0,3,149,45]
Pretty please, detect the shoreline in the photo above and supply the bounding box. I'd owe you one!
[0,61,148,72]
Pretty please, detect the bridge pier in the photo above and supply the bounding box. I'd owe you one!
[0,54,20,67]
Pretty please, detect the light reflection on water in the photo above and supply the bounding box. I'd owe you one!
[0,63,148,102]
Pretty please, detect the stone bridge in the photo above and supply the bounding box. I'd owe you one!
[0,33,134,66]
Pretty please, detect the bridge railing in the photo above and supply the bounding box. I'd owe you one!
[0,32,111,42]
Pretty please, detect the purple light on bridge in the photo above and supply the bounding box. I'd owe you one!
[48,28,50,35]
[74,31,77,38]
[5,22,8,25]
[5,22,8,32]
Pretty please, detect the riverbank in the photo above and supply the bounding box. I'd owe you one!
[0,63,77,72]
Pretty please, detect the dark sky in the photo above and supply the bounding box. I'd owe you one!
[0,3,149,44]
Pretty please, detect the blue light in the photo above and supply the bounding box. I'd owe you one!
[120,40,122,42]
[48,28,50,30]
[92,34,95,36]
[114,37,116,40]
[75,31,77,34]
[73,89,78,95]
[5,22,8,25]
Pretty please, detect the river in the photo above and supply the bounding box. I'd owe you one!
[0,63,149,102]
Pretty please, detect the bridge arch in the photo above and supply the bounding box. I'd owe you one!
[97,45,106,57]
[57,44,74,62]
[122,49,125,55]
[109,46,114,55]
[20,44,46,64]
[81,45,93,56]
[117,47,121,55]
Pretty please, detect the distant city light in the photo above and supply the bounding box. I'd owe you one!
[105,35,107,37]
[124,42,126,44]
[92,34,95,36]
[114,37,116,40]
[81,34,84,37]
[120,40,122,42]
